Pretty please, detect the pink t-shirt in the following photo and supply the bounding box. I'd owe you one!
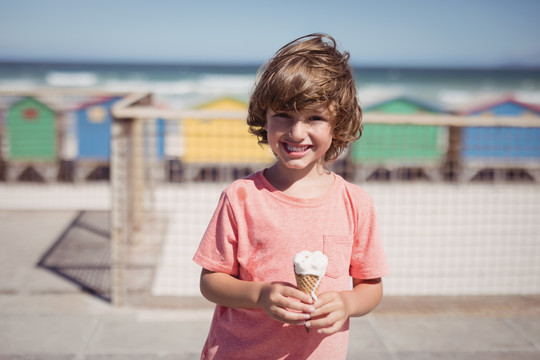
[193,170,389,360]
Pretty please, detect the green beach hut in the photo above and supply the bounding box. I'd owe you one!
[6,97,57,162]
[351,96,446,179]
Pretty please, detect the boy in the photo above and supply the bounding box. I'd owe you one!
[193,33,388,359]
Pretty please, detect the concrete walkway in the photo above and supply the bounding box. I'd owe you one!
[1,211,539,359]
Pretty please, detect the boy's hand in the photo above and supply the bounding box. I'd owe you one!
[306,278,384,335]
[257,282,315,325]
[305,291,349,335]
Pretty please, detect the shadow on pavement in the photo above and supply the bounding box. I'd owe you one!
[37,211,112,302]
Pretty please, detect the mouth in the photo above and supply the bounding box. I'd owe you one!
[282,142,312,154]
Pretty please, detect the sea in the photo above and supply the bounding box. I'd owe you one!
[1,61,540,112]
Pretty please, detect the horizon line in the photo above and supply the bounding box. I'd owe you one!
[1,59,539,71]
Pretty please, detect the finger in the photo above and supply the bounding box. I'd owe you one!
[310,300,336,318]
[316,320,344,335]
[270,293,312,315]
[280,296,316,315]
[308,311,341,330]
[304,317,342,334]
[317,320,345,335]
[271,306,311,325]
[278,288,315,312]
[283,287,314,305]
[308,315,339,333]
[313,291,338,306]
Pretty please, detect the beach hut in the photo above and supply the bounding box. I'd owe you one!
[76,97,120,161]
[5,97,58,181]
[460,97,540,181]
[72,97,120,180]
[350,96,447,181]
[74,96,165,181]
[180,97,273,181]
[6,97,57,161]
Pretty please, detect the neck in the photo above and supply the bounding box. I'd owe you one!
[264,160,334,199]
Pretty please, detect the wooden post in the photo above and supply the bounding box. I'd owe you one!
[444,126,462,182]
[110,93,152,306]
[110,117,132,306]
[131,117,144,234]
[0,106,5,181]
[130,94,152,237]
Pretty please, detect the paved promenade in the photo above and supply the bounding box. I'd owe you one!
[1,211,539,359]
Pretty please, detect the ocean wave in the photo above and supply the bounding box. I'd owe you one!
[102,79,196,95]
[101,74,255,96]
[514,91,540,105]
[1,65,537,110]
[197,74,254,94]
[358,85,405,106]
[46,71,98,87]
[437,90,476,106]
[0,79,40,90]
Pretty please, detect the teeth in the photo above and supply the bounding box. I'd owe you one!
[286,144,309,152]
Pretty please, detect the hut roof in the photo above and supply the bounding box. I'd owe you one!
[194,97,247,110]
[363,95,444,114]
[460,96,540,115]
[72,96,121,112]
[9,96,55,112]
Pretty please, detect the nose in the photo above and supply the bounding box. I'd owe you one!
[289,120,307,141]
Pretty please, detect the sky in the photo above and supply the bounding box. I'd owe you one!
[1,0,539,68]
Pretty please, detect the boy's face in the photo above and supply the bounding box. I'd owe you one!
[264,106,334,171]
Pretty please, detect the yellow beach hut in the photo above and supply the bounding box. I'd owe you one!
[181,97,274,180]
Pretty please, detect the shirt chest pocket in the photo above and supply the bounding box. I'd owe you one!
[323,234,354,279]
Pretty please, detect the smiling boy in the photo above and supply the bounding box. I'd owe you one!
[193,33,389,360]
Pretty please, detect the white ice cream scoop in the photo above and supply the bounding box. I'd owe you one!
[293,250,328,277]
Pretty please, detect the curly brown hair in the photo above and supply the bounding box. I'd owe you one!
[247,33,363,162]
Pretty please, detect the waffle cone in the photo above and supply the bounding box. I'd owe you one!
[295,273,320,298]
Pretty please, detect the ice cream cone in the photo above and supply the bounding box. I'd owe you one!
[294,273,321,299]
[293,250,328,333]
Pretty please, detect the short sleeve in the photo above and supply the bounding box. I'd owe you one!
[350,195,389,279]
[193,191,239,276]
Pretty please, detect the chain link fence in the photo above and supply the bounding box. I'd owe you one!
[1,91,539,307]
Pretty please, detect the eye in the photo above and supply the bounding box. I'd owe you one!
[309,115,328,122]
[274,112,291,119]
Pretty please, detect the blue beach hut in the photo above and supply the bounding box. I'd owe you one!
[75,97,120,161]
[74,96,165,180]
[460,98,540,166]
[76,97,165,160]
